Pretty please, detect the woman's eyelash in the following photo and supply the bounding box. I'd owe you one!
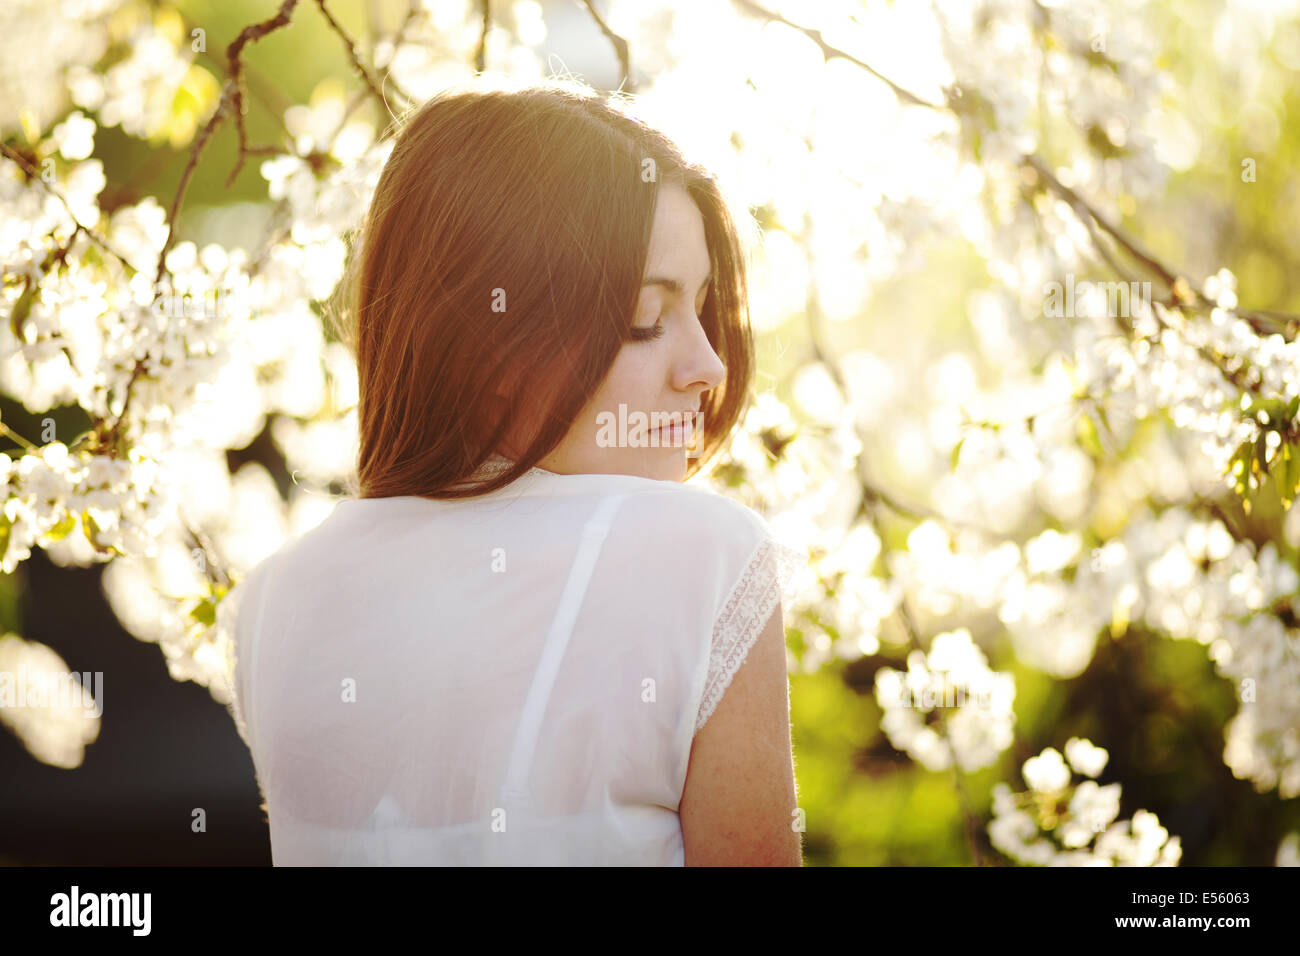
[628,297,704,343]
[629,321,665,342]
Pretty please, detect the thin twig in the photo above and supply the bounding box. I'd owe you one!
[157,83,234,284]
[1081,216,1265,400]
[181,511,231,589]
[314,0,412,116]
[0,422,37,452]
[475,0,491,73]
[1025,147,1300,339]
[0,142,138,273]
[579,0,634,93]
[1023,153,1178,289]
[123,0,304,460]
[733,0,1299,341]
[156,0,303,287]
[731,0,943,110]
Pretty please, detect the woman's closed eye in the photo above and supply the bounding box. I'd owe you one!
[628,296,707,344]
[628,319,665,342]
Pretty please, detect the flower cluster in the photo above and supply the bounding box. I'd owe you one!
[0,442,171,573]
[874,627,1016,772]
[989,739,1182,866]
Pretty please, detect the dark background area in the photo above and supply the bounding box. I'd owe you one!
[0,543,271,865]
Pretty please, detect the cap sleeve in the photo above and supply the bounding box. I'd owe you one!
[694,497,805,735]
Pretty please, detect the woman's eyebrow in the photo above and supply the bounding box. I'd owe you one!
[640,271,713,296]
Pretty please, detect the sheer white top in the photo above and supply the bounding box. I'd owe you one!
[223,457,804,865]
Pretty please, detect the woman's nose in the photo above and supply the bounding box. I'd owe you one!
[676,320,726,393]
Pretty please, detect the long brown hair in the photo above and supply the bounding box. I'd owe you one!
[333,78,755,499]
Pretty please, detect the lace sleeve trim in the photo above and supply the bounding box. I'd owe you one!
[694,534,803,734]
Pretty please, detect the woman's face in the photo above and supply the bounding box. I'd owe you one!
[504,183,727,481]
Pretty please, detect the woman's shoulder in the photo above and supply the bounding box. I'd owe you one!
[600,477,778,572]
[670,481,773,539]
[588,472,767,526]
[488,465,769,532]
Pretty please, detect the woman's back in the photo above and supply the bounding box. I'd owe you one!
[226,462,802,865]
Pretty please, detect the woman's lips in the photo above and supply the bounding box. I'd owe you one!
[653,414,696,445]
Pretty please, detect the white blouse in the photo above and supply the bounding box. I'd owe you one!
[224,456,804,865]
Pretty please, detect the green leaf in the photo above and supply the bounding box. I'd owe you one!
[1078,409,1103,457]
[1253,435,1268,481]
[1278,443,1300,508]
[10,279,34,340]
[44,511,77,542]
[81,510,101,549]
[1223,439,1250,477]
[189,597,217,628]
[716,462,746,488]
[1226,439,1251,498]
[1093,402,1113,442]
[1082,406,1115,457]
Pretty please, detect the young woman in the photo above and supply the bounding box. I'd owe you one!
[225,79,805,866]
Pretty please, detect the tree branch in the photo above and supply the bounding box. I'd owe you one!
[579,0,634,93]
[731,0,943,110]
[0,142,138,274]
[733,0,1300,343]
[1023,153,1179,289]
[156,0,303,288]
[314,0,413,116]
[475,0,491,73]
